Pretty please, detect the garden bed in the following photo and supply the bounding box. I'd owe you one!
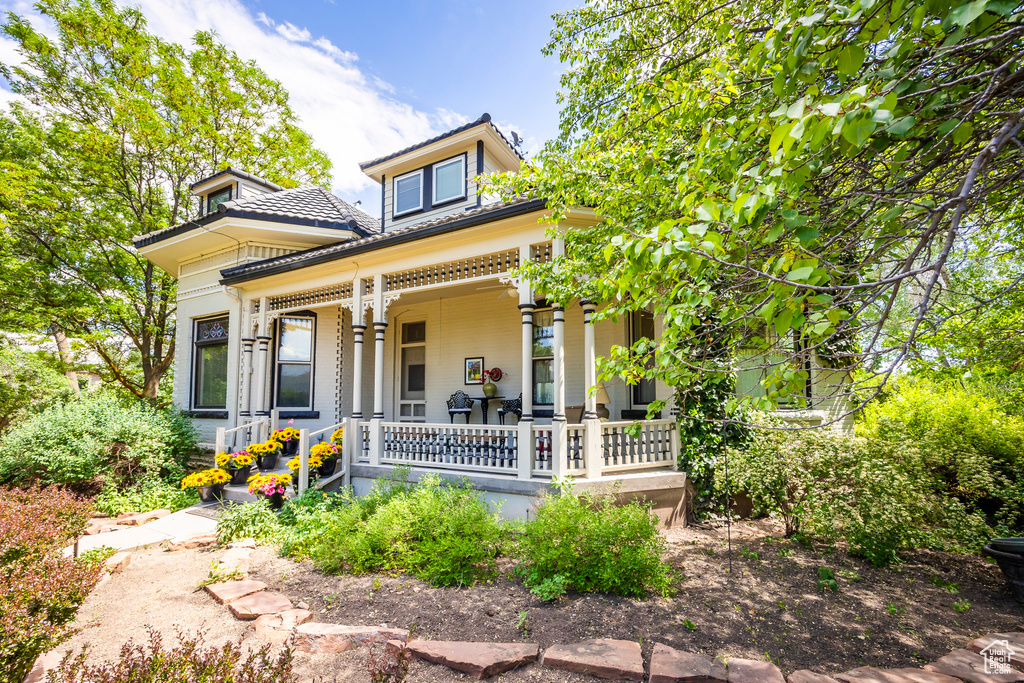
[249,519,1024,676]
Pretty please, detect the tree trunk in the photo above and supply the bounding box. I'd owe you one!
[52,327,80,395]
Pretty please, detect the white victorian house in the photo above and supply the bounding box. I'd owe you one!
[134,114,846,526]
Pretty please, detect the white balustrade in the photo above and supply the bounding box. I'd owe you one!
[359,422,371,462]
[599,419,678,471]
[381,422,519,473]
[532,424,553,475]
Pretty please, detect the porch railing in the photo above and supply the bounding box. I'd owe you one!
[358,422,370,462]
[214,417,269,456]
[531,424,586,476]
[600,419,678,471]
[381,422,519,474]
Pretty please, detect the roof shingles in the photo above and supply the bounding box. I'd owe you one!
[219,196,543,284]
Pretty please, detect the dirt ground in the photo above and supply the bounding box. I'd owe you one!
[58,520,1024,681]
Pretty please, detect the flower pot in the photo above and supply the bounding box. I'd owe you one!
[227,465,252,485]
[983,545,1024,604]
[265,491,285,510]
[197,483,225,503]
[482,381,497,398]
[282,439,299,456]
[318,458,338,477]
[257,453,279,471]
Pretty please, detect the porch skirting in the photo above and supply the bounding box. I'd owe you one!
[344,463,691,529]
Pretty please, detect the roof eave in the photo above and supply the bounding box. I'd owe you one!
[219,198,547,287]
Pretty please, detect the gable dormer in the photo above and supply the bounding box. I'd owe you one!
[359,113,522,233]
[190,167,284,216]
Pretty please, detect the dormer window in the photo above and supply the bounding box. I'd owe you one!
[394,170,423,217]
[208,187,231,213]
[432,156,466,205]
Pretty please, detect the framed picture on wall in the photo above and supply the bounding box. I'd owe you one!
[464,357,484,385]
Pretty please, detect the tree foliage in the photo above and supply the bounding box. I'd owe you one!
[492,0,1024,424]
[0,0,331,398]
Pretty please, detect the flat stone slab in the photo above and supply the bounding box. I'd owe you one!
[967,634,1024,669]
[167,533,219,551]
[836,667,963,683]
[218,547,252,574]
[227,591,292,620]
[543,639,643,681]
[648,643,726,682]
[290,623,410,653]
[205,580,266,604]
[253,609,313,643]
[925,648,1024,682]
[729,658,786,683]
[395,640,539,679]
[104,551,132,574]
[789,672,841,683]
[227,538,257,549]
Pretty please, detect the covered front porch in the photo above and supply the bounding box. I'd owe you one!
[219,239,688,523]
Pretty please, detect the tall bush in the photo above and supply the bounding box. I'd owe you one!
[858,378,1024,535]
[0,486,98,683]
[723,415,993,565]
[0,392,197,491]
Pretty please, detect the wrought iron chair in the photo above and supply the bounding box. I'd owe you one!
[497,393,523,424]
[446,391,475,423]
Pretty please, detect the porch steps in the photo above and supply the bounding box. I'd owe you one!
[221,466,347,503]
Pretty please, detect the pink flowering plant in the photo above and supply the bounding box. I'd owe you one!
[246,473,291,497]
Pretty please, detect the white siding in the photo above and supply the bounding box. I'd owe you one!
[384,145,481,232]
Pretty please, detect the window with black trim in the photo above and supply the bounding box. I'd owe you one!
[393,169,423,216]
[432,156,465,205]
[193,316,229,409]
[532,309,554,406]
[207,187,231,213]
[276,316,314,409]
[630,310,656,405]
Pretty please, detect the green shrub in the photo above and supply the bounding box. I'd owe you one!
[309,473,503,587]
[858,377,1024,535]
[46,629,293,683]
[0,392,197,491]
[516,479,675,599]
[216,500,283,545]
[722,415,992,566]
[0,336,72,435]
[93,480,198,516]
[1,486,99,683]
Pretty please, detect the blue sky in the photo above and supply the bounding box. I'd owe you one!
[0,0,577,214]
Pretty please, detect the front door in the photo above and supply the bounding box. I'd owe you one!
[398,320,426,422]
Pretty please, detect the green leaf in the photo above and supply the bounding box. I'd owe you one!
[818,102,841,117]
[947,0,989,27]
[769,121,795,155]
[786,98,806,120]
[886,116,916,137]
[841,117,876,148]
[837,44,865,77]
[787,266,815,282]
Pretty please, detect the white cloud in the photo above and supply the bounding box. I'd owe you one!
[0,0,470,214]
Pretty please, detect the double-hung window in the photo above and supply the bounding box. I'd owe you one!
[630,310,656,405]
[393,170,423,216]
[432,156,465,205]
[193,316,229,409]
[276,317,314,409]
[532,309,555,406]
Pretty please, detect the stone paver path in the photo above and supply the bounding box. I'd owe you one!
[543,639,644,681]
[396,640,540,680]
[649,643,727,682]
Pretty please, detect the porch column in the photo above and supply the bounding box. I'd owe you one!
[368,274,387,468]
[516,247,535,479]
[372,320,387,420]
[581,300,602,479]
[239,336,254,417]
[351,280,365,420]
[549,237,567,477]
[254,297,271,416]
